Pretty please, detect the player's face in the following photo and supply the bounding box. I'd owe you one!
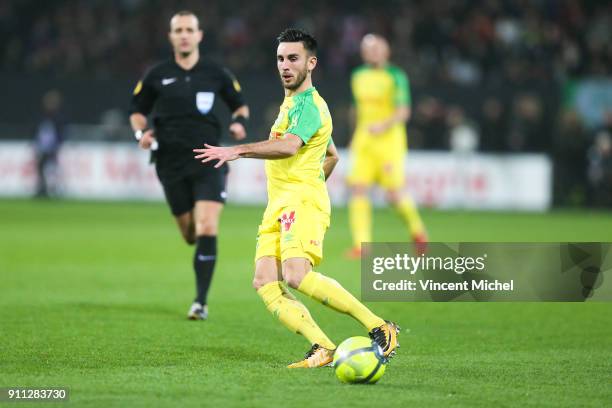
[361,35,389,66]
[277,42,317,90]
[168,15,202,56]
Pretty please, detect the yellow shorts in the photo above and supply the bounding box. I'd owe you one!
[255,204,329,266]
[347,130,407,190]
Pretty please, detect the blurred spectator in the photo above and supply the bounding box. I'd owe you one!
[479,97,507,152]
[553,109,589,205]
[447,106,479,153]
[587,130,612,207]
[34,89,64,198]
[598,111,612,134]
[507,94,546,152]
[411,97,447,150]
[101,109,128,141]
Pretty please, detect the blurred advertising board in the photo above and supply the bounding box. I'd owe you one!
[0,142,551,210]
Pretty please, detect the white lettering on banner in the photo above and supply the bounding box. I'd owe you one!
[58,143,161,199]
[0,142,37,194]
[0,142,551,210]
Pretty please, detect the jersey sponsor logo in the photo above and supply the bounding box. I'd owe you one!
[280,211,296,232]
[161,77,177,86]
[196,92,215,114]
[133,80,143,95]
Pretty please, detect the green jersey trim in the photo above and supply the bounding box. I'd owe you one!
[386,65,411,107]
[286,89,321,144]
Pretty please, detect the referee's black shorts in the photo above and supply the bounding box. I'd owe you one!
[157,166,228,216]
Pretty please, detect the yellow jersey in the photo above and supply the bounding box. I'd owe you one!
[266,87,333,214]
[351,64,411,136]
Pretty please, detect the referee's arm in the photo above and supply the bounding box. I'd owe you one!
[229,105,250,141]
[220,68,249,141]
[129,73,157,149]
[129,113,156,150]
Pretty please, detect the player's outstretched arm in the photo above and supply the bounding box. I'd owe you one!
[193,134,303,168]
[323,141,339,181]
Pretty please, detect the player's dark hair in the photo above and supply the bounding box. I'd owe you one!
[171,10,200,30]
[277,28,317,55]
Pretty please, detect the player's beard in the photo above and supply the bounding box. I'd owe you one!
[282,65,308,91]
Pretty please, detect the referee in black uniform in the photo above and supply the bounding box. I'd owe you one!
[129,10,249,320]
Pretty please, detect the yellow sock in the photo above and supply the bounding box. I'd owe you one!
[349,196,372,248]
[297,271,385,331]
[257,281,336,350]
[396,196,425,236]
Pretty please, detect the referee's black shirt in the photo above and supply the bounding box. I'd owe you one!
[130,57,245,181]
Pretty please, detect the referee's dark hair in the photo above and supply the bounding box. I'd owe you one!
[277,28,317,55]
[171,10,201,30]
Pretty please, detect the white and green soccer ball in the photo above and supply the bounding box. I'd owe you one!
[333,336,386,384]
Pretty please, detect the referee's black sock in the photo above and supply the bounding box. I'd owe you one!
[193,235,217,305]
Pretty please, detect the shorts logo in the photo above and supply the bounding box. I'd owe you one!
[196,92,215,114]
[310,240,320,246]
[280,211,296,232]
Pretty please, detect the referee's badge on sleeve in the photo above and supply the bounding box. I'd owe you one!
[133,80,143,95]
[196,92,215,114]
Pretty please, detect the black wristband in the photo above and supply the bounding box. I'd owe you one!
[231,115,248,128]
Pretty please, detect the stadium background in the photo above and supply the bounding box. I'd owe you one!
[1,1,611,407]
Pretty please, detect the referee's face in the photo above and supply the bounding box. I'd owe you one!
[169,15,202,56]
[277,42,316,91]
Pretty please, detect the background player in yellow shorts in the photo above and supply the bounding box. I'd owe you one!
[194,29,399,368]
[347,34,427,257]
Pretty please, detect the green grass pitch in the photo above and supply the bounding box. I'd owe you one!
[1,199,611,407]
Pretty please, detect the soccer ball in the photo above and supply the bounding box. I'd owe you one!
[333,336,386,384]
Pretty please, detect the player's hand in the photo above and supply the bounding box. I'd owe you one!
[138,129,156,149]
[229,123,247,141]
[193,144,240,168]
[368,122,390,135]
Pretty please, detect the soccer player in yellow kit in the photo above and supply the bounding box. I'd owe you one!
[194,29,399,368]
[347,34,427,258]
